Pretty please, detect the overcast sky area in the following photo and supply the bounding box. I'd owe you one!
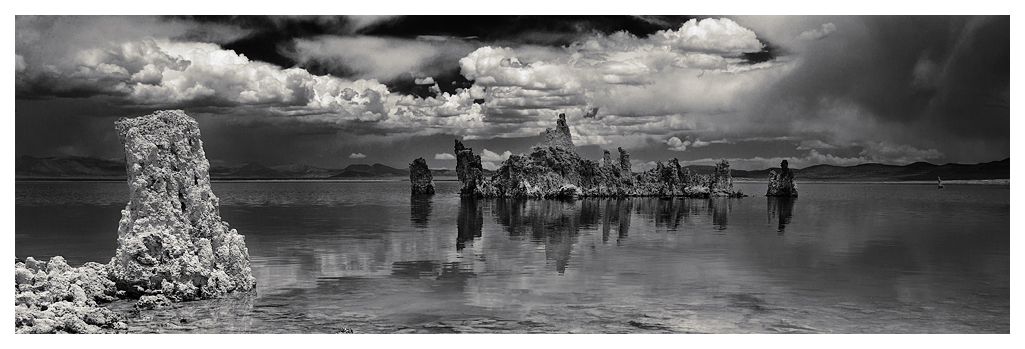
[13,14,1010,171]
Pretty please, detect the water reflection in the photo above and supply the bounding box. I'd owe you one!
[491,199,594,274]
[469,196,743,273]
[108,291,259,333]
[410,194,433,228]
[456,197,483,250]
[18,181,1008,333]
[634,198,681,229]
[391,260,476,280]
[600,198,632,245]
[767,197,796,234]
[709,198,731,230]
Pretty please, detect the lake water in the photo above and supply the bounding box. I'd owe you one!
[15,180,1010,333]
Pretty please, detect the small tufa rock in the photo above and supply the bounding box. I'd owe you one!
[409,157,435,195]
[135,294,173,310]
[766,159,799,197]
[455,140,485,195]
[709,159,738,197]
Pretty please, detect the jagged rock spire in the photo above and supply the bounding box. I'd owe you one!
[543,113,575,150]
[455,139,484,195]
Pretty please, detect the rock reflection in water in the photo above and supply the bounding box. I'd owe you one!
[492,199,594,274]
[600,198,632,245]
[456,197,483,250]
[709,198,731,230]
[633,198,711,230]
[767,197,796,234]
[410,194,433,228]
[457,196,739,274]
[391,260,476,280]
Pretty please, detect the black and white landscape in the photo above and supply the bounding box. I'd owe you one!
[14,14,1010,336]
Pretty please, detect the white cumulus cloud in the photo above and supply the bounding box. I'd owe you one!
[481,149,513,162]
[667,136,716,151]
[481,161,499,171]
[448,18,786,144]
[667,136,692,151]
[349,153,366,159]
[798,22,837,41]
[651,18,764,54]
[434,153,456,160]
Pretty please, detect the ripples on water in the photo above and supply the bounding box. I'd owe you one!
[15,180,1010,333]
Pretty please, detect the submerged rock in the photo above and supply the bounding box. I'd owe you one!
[766,160,798,197]
[409,157,435,195]
[109,110,255,301]
[449,113,744,198]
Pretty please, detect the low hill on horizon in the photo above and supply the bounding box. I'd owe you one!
[733,158,1010,181]
[14,155,1009,182]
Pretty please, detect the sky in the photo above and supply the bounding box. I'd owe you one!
[13,14,1011,171]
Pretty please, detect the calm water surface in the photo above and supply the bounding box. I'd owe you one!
[15,180,1010,333]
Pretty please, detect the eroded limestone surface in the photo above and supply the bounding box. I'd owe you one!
[109,110,255,300]
[14,257,127,333]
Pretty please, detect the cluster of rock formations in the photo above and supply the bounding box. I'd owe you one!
[444,114,745,199]
[766,160,799,197]
[16,110,255,333]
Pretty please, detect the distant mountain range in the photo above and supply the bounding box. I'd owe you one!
[207,162,410,179]
[693,158,1010,181]
[15,155,468,180]
[15,155,1009,182]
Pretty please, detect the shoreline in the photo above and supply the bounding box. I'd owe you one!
[17,178,1010,185]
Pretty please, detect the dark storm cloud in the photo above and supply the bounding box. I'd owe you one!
[168,15,401,70]
[740,41,782,64]
[15,98,146,160]
[702,15,1010,166]
[361,15,698,46]
[759,16,1008,140]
